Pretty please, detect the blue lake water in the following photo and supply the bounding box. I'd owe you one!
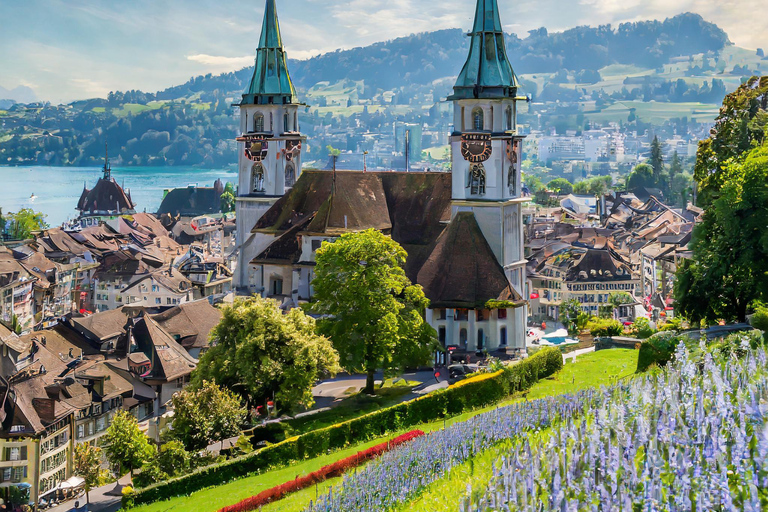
[0,166,238,226]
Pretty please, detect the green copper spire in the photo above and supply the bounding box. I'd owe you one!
[240,0,297,105]
[450,0,519,100]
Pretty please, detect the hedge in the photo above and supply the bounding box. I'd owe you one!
[216,430,425,512]
[132,347,562,506]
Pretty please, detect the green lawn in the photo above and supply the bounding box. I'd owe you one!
[129,349,638,512]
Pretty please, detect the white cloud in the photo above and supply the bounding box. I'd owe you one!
[187,54,253,68]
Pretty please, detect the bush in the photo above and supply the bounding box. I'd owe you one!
[637,332,692,372]
[246,422,294,446]
[121,485,135,510]
[658,316,683,332]
[132,347,563,506]
[751,307,768,342]
[709,331,764,359]
[588,318,624,337]
[631,317,655,339]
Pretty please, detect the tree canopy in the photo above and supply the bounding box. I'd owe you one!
[168,380,245,451]
[626,163,655,191]
[2,208,48,240]
[675,143,768,322]
[312,229,437,394]
[547,177,573,195]
[74,442,102,504]
[103,410,155,478]
[192,296,340,411]
[694,76,768,205]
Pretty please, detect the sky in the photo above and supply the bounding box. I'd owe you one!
[1,0,766,104]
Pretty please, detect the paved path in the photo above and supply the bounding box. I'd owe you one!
[47,474,130,512]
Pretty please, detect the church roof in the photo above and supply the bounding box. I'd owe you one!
[450,0,519,100]
[239,0,297,105]
[417,212,523,309]
[77,177,135,216]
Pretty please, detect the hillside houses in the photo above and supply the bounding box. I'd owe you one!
[526,192,702,323]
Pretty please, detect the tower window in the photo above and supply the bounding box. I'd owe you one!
[284,113,289,133]
[251,163,265,193]
[472,108,484,131]
[285,162,296,188]
[254,113,264,132]
[505,106,513,131]
[469,164,486,195]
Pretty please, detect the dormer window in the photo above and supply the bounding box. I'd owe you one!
[472,108,484,131]
[254,113,264,132]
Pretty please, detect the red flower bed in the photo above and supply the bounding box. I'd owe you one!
[218,429,425,512]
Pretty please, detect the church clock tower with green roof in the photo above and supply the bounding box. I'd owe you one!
[234,0,305,289]
[450,0,529,317]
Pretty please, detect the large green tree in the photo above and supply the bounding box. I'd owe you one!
[192,296,340,411]
[626,163,655,191]
[547,178,573,195]
[3,208,48,240]
[312,229,438,394]
[168,380,245,451]
[694,75,768,205]
[103,410,156,479]
[675,144,768,322]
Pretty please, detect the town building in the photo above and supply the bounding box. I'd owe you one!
[76,154,136,227]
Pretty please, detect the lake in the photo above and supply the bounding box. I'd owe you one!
[0,165,238,226]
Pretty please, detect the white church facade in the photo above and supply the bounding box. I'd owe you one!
[235,0,530,358]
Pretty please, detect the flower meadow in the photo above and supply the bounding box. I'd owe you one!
[306,388,606,511]
[307,343,768,511]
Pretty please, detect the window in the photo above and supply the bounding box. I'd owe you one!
[438,327,446,345]
[472,108,484,130]
[505,105,513,131]
[284,112,289,133]
[497,309,507,320]
[151,285,159,292]
[469,164,486,195]
[167,297,172,305]
[285,162,296,188]
[477,329,485,350]
[96,417,106,431]
[254,112,265,132]
[311,240,322,252]
[435,308,446,320]
[500,327,507,346]
[155,298,161,305]
[271,279,283,296]
[251,163,265,193]
[77,424,84,439]
[459,328,468,348]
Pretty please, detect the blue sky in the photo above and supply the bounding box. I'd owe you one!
[1,0,765,103]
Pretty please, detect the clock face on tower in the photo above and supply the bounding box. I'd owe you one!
[461,133,492,163]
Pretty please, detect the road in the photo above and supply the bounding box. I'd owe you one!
[48,475,129,512]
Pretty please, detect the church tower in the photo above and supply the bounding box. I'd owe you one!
[449,0,528,312]
[235,0,305,288]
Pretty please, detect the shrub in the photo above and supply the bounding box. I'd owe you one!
[218,430,425,512]
[659,316,683,332]
[631,317,655,339]
[637,332,693,372]
[121,485,135,510]
[132,347,562,506]
[709,331,764,359]
[588,318,624,337]
[751,307,768,342]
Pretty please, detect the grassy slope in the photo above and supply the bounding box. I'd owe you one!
[129,349,638,512]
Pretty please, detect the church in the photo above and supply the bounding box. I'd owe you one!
[235,0,529,357]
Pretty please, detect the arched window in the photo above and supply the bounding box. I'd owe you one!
[254,112,264,132]
[472,108,484,131]
[468,164,486,195]
[505,106,513,131]
[285,162,296,188]
[500,327,507,346]
[284,112,289,133]
[251,163,265,193]
[459,328,468,349]
[477,329,485,350]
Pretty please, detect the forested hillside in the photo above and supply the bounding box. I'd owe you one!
[0,13,757,168]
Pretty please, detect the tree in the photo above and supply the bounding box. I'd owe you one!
[669,150,683,177]
[74,442,102,505]
[675,144,768,323]
[220,182,235,213]
[650,135,664,180]
[103,410,156,479]
[313,229,438,394]
[3,208,48,240]
[606,292,633,319]
[547,178,573,195]
[193,296,340,412]
[559,299,584,336]
[168,380,245,451]
[626,163,655,191]
[694,76,768,205]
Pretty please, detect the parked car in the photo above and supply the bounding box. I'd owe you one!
[448,364,479,382]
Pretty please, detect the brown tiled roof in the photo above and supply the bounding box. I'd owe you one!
[417,212,523,309]
[77,177,135,214]
[131,315,196,382]
[565,248,633,282]
[251,215,314,265]
[0,322,29,354]
[70,307,132,343]
[150,300,221,350]
[130,213,169,239]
